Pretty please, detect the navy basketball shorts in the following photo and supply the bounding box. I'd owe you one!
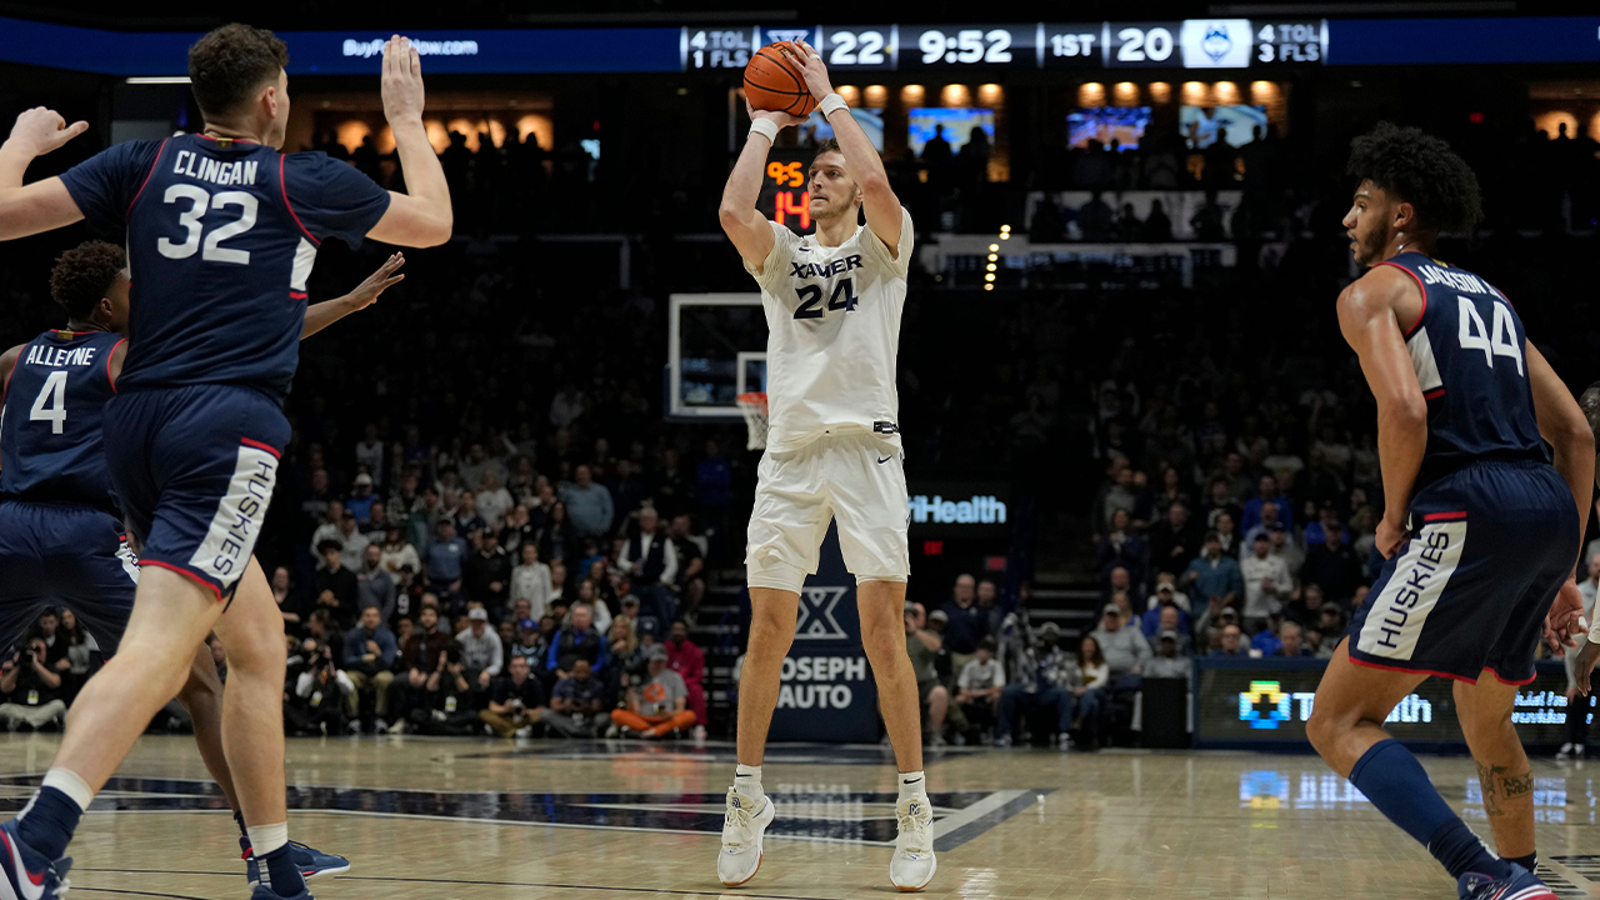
[103,385,289,602]
[1348,460,1579,685]
[0,500,138,655]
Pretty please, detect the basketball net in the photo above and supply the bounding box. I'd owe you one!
[736,392,768,450]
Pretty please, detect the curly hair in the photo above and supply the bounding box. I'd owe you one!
[1347,121,1483,234]
[187,23,289,118]
[48,241,125,320]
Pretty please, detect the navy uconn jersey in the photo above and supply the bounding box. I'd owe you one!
[0,329,124,511]
[58,134,391,398]
[1382,251,1548,488]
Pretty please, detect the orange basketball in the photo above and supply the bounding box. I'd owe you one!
[744,43,818,117]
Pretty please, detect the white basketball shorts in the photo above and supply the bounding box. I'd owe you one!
[745,431,910,594]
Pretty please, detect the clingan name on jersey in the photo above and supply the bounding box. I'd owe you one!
[24,344,97,368]
[1416,264,1488,295]
[790,255,863,280]
[172,150,260,187]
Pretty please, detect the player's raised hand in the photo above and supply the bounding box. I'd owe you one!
[6,107,88,157]
[345,253,406,312]
[785,41,835,103]
[745,97,805,131]
[380,35,427,124]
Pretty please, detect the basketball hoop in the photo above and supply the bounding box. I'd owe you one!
[736,392,769,450]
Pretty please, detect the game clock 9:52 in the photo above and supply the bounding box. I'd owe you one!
[909,25,1035,69]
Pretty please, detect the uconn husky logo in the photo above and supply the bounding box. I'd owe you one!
[1202,24,1233,63]
[795,586,848,640]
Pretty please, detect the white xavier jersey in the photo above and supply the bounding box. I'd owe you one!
[744,207,913,452]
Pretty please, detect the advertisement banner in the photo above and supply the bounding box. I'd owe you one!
[907,481,1011,538]
[1194,657,1588,750]
[767,525,880,743]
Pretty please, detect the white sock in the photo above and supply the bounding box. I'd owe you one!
[898,770,927,802]
[42,768,93,811]
[734,764,764,803]
[247,822,289,856]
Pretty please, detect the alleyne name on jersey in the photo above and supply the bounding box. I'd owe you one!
[22,343,99,368]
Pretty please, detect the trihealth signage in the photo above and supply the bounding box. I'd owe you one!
[906,482,1010,538]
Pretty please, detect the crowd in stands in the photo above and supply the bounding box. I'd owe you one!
[4,110,1600,749]
[264,394,725,738]
[903,556,1355,752]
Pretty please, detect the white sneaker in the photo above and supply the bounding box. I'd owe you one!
[890,795,937,891]
[718,789,775,887]
[1559,742,1576,760]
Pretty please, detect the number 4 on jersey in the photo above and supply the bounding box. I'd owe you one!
[1457,295,1524,376]
[29,370,68,434]
[793,277,859,320]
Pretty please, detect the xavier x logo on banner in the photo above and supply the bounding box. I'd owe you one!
[795,585,848,640]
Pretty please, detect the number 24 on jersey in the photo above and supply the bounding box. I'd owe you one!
[794,278,859,320]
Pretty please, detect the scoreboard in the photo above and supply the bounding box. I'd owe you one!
[684,19,1327,73]
[2,14,1597,77]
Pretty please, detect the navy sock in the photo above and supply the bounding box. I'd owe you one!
[234,810,249,841]
[1349,740,1509,880]
[16,787,82,860]
[1507,853,1537,873]
[258,842,306,897]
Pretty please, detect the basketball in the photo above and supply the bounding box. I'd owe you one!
[743,43,817,117]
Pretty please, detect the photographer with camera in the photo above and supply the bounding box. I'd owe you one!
[407,641,480,736]
[285,636,353,737]
[479,655,547,738]
[0,637,66,731]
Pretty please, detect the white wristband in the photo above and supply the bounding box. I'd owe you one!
[748,118,780,144]
[818,93,848,118]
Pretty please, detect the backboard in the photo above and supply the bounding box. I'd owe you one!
[667,293,768,420]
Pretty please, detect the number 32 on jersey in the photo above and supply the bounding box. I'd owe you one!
[794,278,859,320]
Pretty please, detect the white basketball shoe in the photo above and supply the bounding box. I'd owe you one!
[717,788,775,887]
[890,795,937,891]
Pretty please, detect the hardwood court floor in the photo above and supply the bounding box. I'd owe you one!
[3,733,1600,900]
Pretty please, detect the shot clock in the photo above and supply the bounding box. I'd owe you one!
[759,152,814,233]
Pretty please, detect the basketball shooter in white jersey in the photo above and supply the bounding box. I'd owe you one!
[715,41,933,892]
